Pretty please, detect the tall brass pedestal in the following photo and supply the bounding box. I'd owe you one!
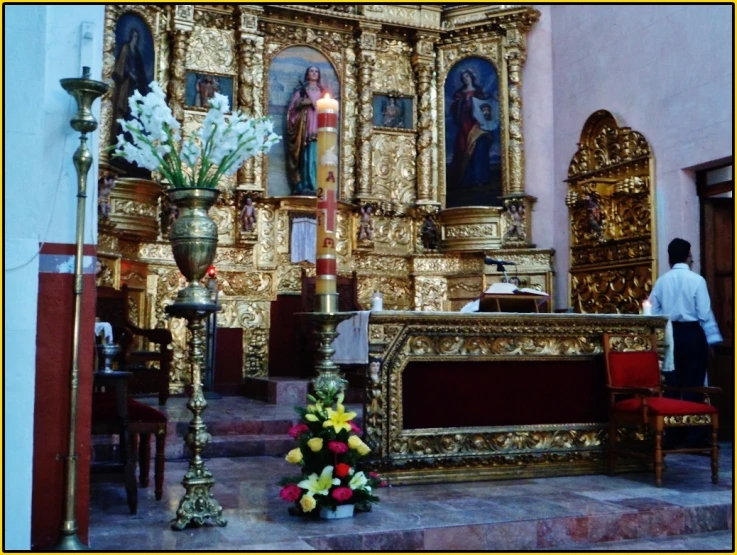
[165,300,226,530]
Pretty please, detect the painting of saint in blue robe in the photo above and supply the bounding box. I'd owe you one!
[444,57,502,208]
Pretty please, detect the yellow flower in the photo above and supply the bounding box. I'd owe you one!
[305,414,319,422]
[300,494,317,512]
[323,403,358,434]
[357,443,371,456]
[285,448,303,464]
[307,437,323,452]
[347,435,363,449]
[297,466,340,497]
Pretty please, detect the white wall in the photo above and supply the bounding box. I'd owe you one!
[522,5,557,298]
[548,4,732,305]
[4,5,105,549]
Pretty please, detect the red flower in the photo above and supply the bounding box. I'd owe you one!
[350,422,362,434]
[331,487,353,502]
[280,484,302,502]
[335,463,352,478]
[328,441,348,454]
[288,424,309,439]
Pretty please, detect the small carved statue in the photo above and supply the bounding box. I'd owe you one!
[505,202,524,239]
[368,358,381,385]
[97,173,116,218]
[239,196,257,233]
[358,204,375,242]
[420,214,440,250]
[583,193,604,235]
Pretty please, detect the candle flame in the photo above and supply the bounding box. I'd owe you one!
[324,93,331,100]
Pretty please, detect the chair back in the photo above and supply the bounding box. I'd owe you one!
[602,333,661,389]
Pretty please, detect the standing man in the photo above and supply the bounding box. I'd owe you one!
[650,238,722,447]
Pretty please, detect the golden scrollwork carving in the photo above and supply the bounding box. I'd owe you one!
[374,40,414,96]
[371,134,417,208]
[341,46,358,200]
[663,414,713,426]
[567,111,655,314]
[353,253,409,275]
[356,26,378,198]
[193,5,235,30]
[256,202,276,268]
[571,265,652,315]
[413,277,447,312]
[217,271,274,299]
[185,26,236,74]
[357,277,412,310]
[372,217,413,253]
[244,327,268,378]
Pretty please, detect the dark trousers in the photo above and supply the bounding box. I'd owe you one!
[664,321,709,445]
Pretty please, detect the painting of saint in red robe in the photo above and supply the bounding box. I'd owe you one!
[444,57,502,208]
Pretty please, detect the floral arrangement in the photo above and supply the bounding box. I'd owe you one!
[112,81,280,188]
[279,389,382,515]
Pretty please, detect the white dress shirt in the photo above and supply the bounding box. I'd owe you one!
[650,263,723,345]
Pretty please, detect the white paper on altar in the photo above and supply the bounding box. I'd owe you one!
[95,321,114,343]
[460,299,480,313]
[290,217,317,264]
[331,311,370,364]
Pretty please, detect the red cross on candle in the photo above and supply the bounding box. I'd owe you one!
[317,189,337,232]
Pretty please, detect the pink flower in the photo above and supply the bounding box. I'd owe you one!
[350,422,362,434]
[328,441,348,454]
[280,484,302,502]
[369,471,380,479]
[288,424,309,439]
[331,487,353,502]
[335,463,352,478]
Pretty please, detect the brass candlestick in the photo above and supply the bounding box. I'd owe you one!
[57,67,108,551]
[165,301,226,531]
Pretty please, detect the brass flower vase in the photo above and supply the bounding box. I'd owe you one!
[168,187,220,307]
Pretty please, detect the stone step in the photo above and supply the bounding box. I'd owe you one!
[166,433,295,460]
[242,377,310,405]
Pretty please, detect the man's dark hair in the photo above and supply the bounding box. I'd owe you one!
[668,238,691,266]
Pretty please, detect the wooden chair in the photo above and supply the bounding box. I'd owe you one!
[96,285,173,405]
[93,388,168,502]
[603,332,720,487]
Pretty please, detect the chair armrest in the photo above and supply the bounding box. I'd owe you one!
[663,385,722,395]
[126,321,172,346]
[606,385,660,396]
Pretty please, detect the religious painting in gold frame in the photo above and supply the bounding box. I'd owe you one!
[264,45,341,198]
[99,5,168,170]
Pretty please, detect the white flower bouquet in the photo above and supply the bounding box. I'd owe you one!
[112,81,280,188]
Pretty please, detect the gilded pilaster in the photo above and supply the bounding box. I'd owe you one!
[356,23,381,199]
[412,33,438,204]
[501,25,528,196]
[168,6,194,123]
[237,7,264,190]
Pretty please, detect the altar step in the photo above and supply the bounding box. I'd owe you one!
[241,375,364,405]
[91,395,363,462]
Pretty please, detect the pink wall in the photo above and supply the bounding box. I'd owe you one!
[524,5,732,307]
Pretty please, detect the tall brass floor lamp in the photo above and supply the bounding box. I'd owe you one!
[56,67,108,550]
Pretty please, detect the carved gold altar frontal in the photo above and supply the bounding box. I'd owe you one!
[96,5,552,392]
[566,110,656,314]
[364,312,666,484]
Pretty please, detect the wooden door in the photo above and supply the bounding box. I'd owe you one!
[702,196,734,439]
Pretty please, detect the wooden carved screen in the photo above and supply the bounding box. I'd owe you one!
[566,110,655,314]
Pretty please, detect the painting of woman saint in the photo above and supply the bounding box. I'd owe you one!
[444,57,502,208]
[267,46,340,197]
[109,13,155,176]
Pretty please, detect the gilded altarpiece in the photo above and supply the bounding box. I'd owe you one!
[97,5,554,393]
[567,110,656,314]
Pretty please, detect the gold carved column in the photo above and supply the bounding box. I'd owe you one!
[412,33,438,205]
[356,23,380,200]
[237,7,264,190]
[168,6,194,124]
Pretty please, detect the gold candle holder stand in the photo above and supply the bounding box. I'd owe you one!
[300,295,354,397]
[165,301,226,531]
[56,67,108,551]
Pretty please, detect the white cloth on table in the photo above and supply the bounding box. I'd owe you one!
[290,217,317,264]
[460,299,480,313]
[662,319,674,372]
[95,321,114,344]
[331,311,370,365]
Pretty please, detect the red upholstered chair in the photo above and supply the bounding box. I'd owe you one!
[93,392,168,502]
[603,333,719,487]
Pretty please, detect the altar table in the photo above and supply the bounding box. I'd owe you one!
[362,311,667,484]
